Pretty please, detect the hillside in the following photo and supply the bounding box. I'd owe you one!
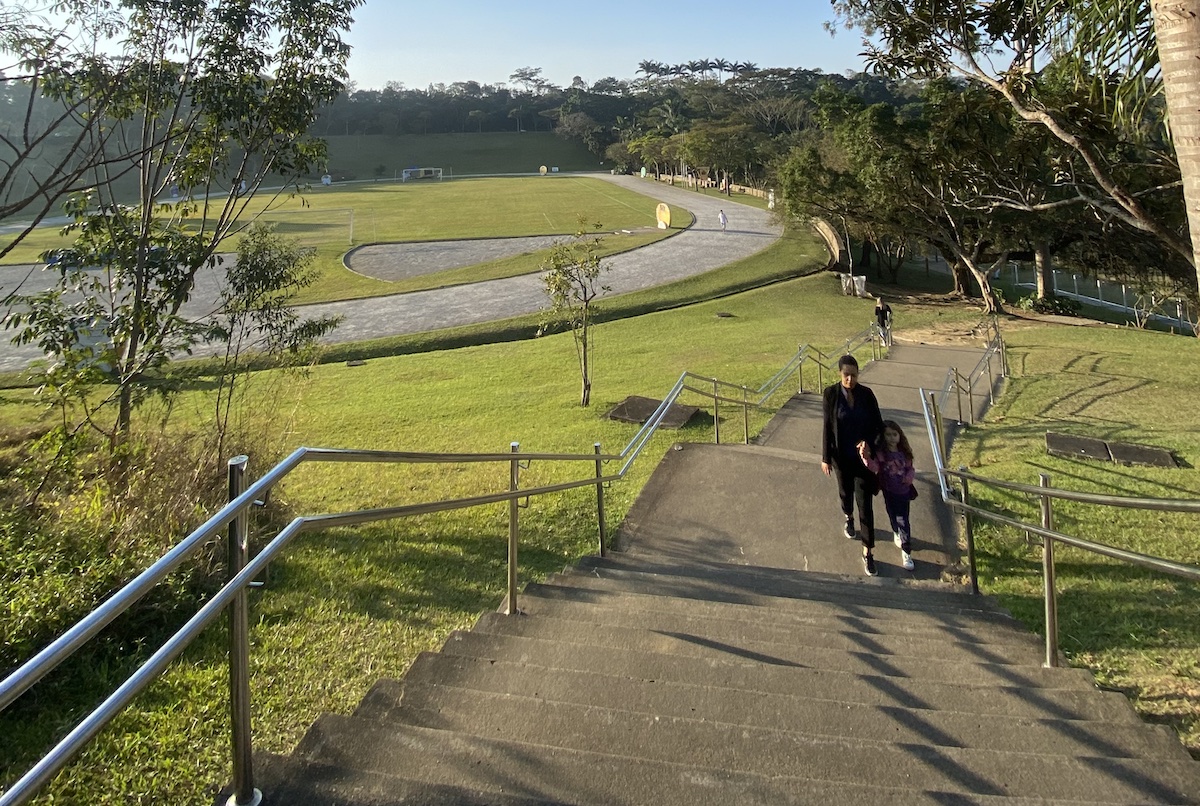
[316,132,601,181]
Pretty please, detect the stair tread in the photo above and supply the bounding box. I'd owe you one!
[437,632,1138,721]
[357,675,1188,760]
[472,609,1046,666]
[297,714,1200,804]
[519,583,1038,644]
[539,571,1021,622]
[452,617,1078,683]
[255,751,570,806]
[578,553,1006,613]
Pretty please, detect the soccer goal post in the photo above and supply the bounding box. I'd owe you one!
[401,167,444,182]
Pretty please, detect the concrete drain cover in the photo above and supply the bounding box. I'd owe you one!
[1046,432,1177,468]
[1107,441,1178,468]
[1045,433,1111,462]
[605,395,699,428]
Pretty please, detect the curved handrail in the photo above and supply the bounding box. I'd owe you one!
[1,321,886,806]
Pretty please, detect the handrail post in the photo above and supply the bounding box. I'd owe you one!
[959,467,979,595]
[594,442,606,557]
[742,386,750,444]
[1040,473,1059,667]
[985,354,995,405]
[953,367,965,425]
[797,348,806,395]
[1000,337,1009,378]
[929,392,947,465]
[713,379,720,444]
[226,456,261,806]
[505,442,520,615]
[967,372,976,424]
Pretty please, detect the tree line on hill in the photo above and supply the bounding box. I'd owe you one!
[319,49,1194,315]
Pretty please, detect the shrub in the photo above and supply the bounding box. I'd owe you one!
[1015,292,1081,316]
[0,422,290,675]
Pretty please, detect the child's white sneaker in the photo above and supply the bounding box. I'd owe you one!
[901,551,915,571]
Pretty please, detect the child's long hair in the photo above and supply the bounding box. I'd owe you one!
[881,420,914,462]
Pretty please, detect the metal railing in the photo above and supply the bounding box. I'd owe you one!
[0,322,884,806]
[919,318,1200,668]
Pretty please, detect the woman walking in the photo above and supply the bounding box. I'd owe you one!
[821,355,885,575]
[859,420,917,571]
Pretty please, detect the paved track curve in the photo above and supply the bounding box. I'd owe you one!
[0,174,785,371]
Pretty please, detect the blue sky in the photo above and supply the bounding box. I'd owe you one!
[344,0,869,91]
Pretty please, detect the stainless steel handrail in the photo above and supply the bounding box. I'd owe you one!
[918,318,1200,668]
[1,320,886,806]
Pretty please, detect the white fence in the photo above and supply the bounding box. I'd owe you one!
[1007,264,1197,334]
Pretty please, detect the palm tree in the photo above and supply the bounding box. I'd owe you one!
[1152,2,1200,303]
[714,58,733,81]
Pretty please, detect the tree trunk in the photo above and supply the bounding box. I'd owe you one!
[1152,0,1200,328]
[1035,239,1053,299]
[951,260,969,295]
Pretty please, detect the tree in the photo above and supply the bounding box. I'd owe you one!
[831,0,1198,308]
[210,223,341,462]
[539,219,610,407]
[0,5,151,257]
[3,0,359,444]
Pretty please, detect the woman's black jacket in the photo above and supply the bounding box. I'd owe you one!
[821,382,885,468]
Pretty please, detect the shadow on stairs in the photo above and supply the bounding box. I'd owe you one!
[243,551,1200,805]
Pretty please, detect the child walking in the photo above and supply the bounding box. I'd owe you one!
[857,420,917,571]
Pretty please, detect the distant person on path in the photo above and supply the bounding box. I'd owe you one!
[875,297,893,344]
[718,209,728,233]
[858,420,916,571]
[821,354,885,576]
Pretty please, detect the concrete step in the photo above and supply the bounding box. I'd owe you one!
[466,612,1064,682]
[520,580,1034,640]
[357,674,1188,761]
[254,751,568,805]
[296,714,1200,804]
[539,570,1021,626]
[573,553,1007,615]
[471,609,1046,668]
[517,583,1041,649]
[436,634,1139,722]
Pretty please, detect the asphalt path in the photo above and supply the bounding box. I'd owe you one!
[0,174,784,371]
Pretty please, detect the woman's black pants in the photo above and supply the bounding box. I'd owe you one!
[833,459,875,550]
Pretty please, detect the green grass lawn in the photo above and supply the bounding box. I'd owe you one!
[0,176,693,306]
[949,316,1200,751]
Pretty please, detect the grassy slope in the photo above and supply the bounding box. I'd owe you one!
[949,315,1200,751]
[317,132,601,179]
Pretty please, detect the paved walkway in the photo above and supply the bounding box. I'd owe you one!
[617,340,997,581]
[0,175,784,371]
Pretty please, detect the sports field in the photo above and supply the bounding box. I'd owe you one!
[0,176,690,304]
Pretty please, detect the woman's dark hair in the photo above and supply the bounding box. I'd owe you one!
[837,354,858,370]
[881,419,914,461]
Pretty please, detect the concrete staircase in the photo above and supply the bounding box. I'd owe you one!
[252,341,1200,804]
[256,551,1198,804]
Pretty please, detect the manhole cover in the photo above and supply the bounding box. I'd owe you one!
[1107,441,1177,468]
[604,395,699,428]
[1045,433,1111,461]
